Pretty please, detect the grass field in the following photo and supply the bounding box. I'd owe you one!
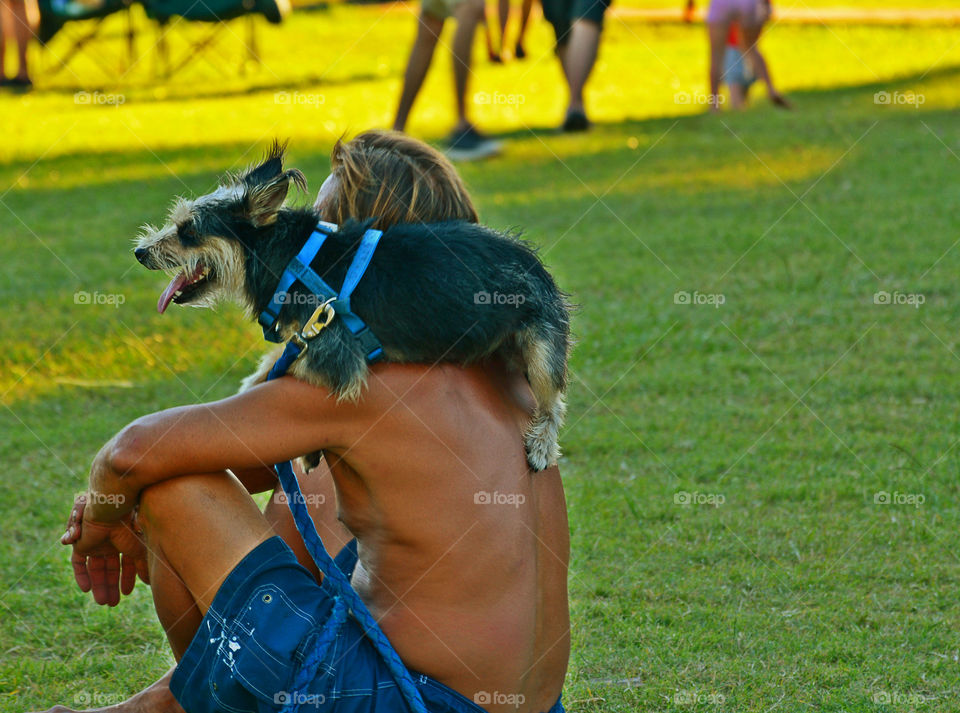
[3,3,960,712]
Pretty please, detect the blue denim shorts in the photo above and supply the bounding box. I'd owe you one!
[170,536,564,713]
[723,46,755,88]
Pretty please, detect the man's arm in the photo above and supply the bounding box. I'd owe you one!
[85,376,361,522]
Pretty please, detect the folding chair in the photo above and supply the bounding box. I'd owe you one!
[141,0,288,78]
[38,0,136,78]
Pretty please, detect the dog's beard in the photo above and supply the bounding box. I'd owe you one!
[153,240,246,314]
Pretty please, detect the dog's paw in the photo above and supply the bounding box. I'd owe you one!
[524,417,560,472]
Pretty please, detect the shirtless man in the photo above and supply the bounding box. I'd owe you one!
[49,133,570,713]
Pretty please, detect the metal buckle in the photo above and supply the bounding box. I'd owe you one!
[299,298,336,341]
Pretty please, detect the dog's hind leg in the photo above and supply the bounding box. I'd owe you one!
[519,328,569,471]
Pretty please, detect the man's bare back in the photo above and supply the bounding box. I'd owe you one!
[326,360,570,713]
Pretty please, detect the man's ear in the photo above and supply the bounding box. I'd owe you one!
[245,168,308,226]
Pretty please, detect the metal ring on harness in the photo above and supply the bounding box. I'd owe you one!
[300,298,336,340]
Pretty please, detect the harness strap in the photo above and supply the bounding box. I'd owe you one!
[269,457,428,713]
[259,226,336,343]
[259,224,384,362]
[337,229,384,362]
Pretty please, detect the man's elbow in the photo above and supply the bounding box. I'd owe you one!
[103,421,156,481]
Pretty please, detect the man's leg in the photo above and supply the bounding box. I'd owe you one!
[450,0,484,132]
[139,472,275,652]
[393,10,445,132]
[560,18,600,116]
[35,473,274,713]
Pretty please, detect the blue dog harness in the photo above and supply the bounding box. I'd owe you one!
[259,222,385,368]
[262,224,428,713]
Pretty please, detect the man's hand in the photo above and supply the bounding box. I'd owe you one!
[61,494,149,606]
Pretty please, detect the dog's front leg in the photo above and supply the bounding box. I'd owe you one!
[239,345,287,393]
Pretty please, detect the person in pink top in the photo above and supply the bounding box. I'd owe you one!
[705,0,790,111]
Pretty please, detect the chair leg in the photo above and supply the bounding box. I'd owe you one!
[246,14,260,68]
[45,18,106,78]
[125,6,136,71]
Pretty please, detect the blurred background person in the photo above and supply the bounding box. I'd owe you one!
[486,0,538,61]
[0,0,38,89]
[706,0,789,111]
[393,0,501,160]
[542,0,610,131]
[513,0,536,59]
[723,20,754,109]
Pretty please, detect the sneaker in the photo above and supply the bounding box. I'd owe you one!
[446,126,501,161]
[561,109,589,133]
[0,76,32,91]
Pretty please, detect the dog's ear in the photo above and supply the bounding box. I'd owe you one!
[240,141,307,226]
[242,141,287,189]
[244,169,307,226]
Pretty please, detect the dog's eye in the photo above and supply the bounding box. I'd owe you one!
[178,223,198,244]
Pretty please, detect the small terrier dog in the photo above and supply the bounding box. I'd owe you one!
[134,144,571,470]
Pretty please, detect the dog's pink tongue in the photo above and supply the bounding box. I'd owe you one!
[157,272,189,314]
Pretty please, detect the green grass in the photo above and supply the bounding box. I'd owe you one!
[3,4,960,712]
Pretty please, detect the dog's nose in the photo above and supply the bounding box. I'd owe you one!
[134,247,149,264]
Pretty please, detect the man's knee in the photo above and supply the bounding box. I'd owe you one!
[139,474,220,535]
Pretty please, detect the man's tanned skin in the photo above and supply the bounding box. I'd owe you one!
[51,359,569,713]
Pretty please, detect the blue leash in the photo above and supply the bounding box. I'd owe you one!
[264,224,427,713]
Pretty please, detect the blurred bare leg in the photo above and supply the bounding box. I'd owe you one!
[515,0,534,56]
[496,0,509,56]
[740,23,790,107]
[707,20,729,112]
[394,11,445,131]
[560,18,599,114]
[1,0,37,82]
[451,0,484,131]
